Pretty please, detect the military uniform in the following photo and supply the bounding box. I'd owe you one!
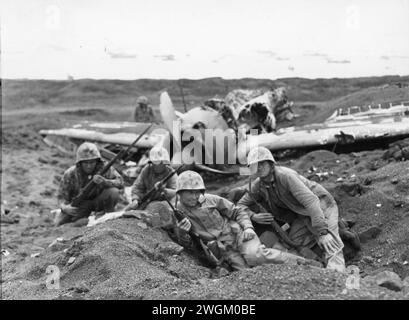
[131,165,177,203]
[133,105,156,123]
[173,171,312,271]
[239,148,346,272]
[133,96,156,123]
[57,161,124,223]
[56,142,124,226]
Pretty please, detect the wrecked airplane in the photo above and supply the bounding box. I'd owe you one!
[39,88,409,177]
[226,87,297,133]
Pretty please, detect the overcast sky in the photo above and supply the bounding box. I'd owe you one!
[1,0,409,79]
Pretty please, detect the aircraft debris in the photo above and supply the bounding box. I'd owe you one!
[39,89,409,177]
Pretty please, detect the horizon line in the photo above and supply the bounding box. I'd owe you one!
[2,74,409,82]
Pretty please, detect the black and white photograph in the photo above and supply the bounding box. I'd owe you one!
[1,0,409,303]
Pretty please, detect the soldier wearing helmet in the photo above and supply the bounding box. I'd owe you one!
[55,142,124,226]
[174,170,319,271]
[237,146,346,272]
[126,147,177,210]
[132,95,156,123]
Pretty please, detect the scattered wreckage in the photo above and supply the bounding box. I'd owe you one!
[39,87,409,178]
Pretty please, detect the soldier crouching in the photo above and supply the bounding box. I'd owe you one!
[172,170,320,271]
[55,142,124,226]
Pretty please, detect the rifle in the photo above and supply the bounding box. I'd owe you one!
[163,197,221,268]
[137,164,184,210]
[70,123,153,208]
[243,189,304,250]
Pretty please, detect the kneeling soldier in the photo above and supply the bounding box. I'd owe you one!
[237,146,345,272]
[56,142,124,226]
[126,147,177,210]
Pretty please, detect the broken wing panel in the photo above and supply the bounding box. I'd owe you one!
[39,121,167,148]
[238,116,409,154]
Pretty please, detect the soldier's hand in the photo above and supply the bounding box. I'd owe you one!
[154,181,164,191]
[61,204,78,216]
[252,212,275,224]
[177,218,191,232]
[242,228,256,242]
[93,175,107,185]
[318,233,342,255]
[125,200,139,211]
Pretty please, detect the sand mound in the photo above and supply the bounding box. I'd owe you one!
[2,219,211,300]
[3,216,408,300]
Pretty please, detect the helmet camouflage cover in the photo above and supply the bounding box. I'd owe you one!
[76,142,101,164]
[247,146,276,167]
[149,147,170,164]
[176,170,205,193]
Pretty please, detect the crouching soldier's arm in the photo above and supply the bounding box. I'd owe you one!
[58,171,72,206]
[237,189,275,225]
[128,168,148,208]
[215,196,256,241]
[155,174,177,199]
[56,169,80,220]
[285,174,328,233]
[284,174,342,254]
[94,167,124,189]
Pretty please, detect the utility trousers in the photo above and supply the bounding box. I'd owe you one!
[55,187,120,226]
[220,229,309,271]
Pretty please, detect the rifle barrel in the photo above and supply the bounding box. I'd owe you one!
[72,123,153,206]
[164,196,220,267]
[244,189,302,249]
[138,164,184,209]
[99,123,153,175]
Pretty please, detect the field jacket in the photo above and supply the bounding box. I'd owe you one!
[176,194,254,246]
[58,160,124,205]
[237,166,335,234]
[131,164,177,202]
[133,106,156,123]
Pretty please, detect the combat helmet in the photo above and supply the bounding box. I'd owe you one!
[149,147,170,164]
[137,96,149,105]
[76,142,101,164]
[247,146,276,167]
[176,170,205,193]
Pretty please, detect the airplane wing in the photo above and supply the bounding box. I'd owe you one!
[39,121,167,148]
[238,114,409,155]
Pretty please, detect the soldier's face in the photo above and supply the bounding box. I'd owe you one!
[179,190,202,207]
[152,162,166,174]
[81,159,98,174]
[250,161,272,178]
